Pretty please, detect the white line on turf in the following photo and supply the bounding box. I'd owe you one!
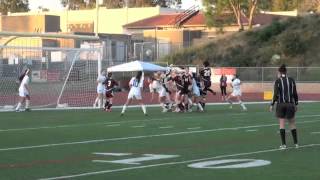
[39,143,320,180]
[310,132,320,134]
[1,119,320,152]
[187,127,201,130]
[159,126,174,129]
[106,124,120,127]
[132,125,145,128]
[1,112,319,133]
[246,129,258,132]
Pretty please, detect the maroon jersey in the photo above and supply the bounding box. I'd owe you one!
[182,74,192,89]
[105,78,118,92]
[172,76,183,90]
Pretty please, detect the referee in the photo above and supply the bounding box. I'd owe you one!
[270,64,299,150]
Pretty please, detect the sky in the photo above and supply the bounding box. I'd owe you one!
[28,0,202,11]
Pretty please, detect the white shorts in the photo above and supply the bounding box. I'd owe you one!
[231,90,242,97]
[158,88,167,98]
[128,89,142,100]
[19,89,29,97]
[97,85,105,94]
[192,87,200,97]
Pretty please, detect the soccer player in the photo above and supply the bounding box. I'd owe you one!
[220,74,228,101]
[104,72,118,112]
[270,64,299,150]
[181,68,193,112]
[15,68,31,112]
[171,70,185,112]
[226,74,247,111]
[191,72,204,112]
[150,72,171,112]
[200,61,216,95]
[121,71,147,116]
[93,71,106,108]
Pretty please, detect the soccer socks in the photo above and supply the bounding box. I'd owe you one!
[121,105,127,114]
[94,97,99,107]
[280,129,286,145]
[104,101,110,109]
[197,103,204,111]
[291,129,298,144]
[16,102,22,111]
[107,104,113,110]
[141,105,147,114]
[25,100,30,109]
[239,101,247,110]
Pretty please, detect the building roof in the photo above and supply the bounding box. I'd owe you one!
[123,11,291,30]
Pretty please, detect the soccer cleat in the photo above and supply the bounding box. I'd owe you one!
[15,109,21,112]
[279,145,287,150]
[25,108,31,112]
[120,113,124,116]
[144,113,148,116]
[162,108,168,113]
[295,144,299,149]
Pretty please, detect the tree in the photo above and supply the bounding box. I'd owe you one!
[61,0,95,10]
[272,0,298,11]
[0,0,29,15]
[204,0,274,30]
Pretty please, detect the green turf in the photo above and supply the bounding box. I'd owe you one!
[1,103,320,180]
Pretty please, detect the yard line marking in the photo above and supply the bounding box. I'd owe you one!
[39,143,320,180]
[310,132,320,134]
[245,129,258,132]
[1,112,318,133]
[159,126,174,129]
[92,153,131,156]
[2,119,320,152]
[187,127,201,130]
[132,125,145,128]
[106,124,120,127]
[0,112,256,133]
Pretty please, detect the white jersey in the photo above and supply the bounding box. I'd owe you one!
[97,75,106,94]
[192,78,200,97]
[19,75,30,97]
[231,78,242,96]
[151,80,166,97]
[128,77,144,99]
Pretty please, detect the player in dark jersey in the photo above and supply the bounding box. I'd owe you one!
[200,61,216,95]
[181,68,192,112]
[104,72,118,112]
[171,70,185,112]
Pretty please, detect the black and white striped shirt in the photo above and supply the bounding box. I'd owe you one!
[271,75,298,106]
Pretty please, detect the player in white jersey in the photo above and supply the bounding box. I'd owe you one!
[191,72,204,112]
[226,75,247,111]
[93,71,107,108]
[15,68,31,112]
[150,72,172,112]
[121,71,147,116]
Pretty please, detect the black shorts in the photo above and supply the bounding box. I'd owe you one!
[204,80,211,88]
[276,103,296,119]
[179,88,189,95]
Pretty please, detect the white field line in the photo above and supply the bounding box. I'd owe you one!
[1,100,318,112]
[0,111,252,133]
[1,119,320,152]
[159,126,174,129]
[310,132,320,134]
[245,129,258,132]
[132,125,145,128]
[1,111,319,133]
[187,127,201,130]
[106,124,120,127]
[39,143,320,180]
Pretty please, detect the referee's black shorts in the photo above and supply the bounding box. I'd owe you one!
[276,103,296,119]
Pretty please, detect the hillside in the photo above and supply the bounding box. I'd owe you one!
[162,14,320,67]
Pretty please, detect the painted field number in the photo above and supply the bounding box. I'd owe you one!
[188,159,271,169]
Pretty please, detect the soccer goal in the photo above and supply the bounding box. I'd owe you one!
[0,45,103,111]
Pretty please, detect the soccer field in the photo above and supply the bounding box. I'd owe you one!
[1,103,320,180]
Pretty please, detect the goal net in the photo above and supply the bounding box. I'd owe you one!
[0,45,102,111]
